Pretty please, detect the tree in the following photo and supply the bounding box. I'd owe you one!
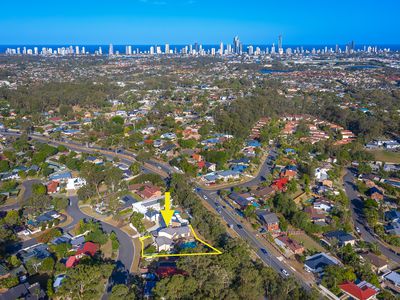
[129,162,141,176]
[56,263,114,300]
[47,278,55,298]
[52,197,69,210]
[9,255,21,267]
[322,265,356,294]
[153,275,197,300]
[104,167,123,193]
[243,205,256,220]
[27,194,52,214]
[51,242,72,260]
[0,276,19,289]
[109,284,135,300]
[80,162,104,198]
[4,210,20,226]
[130,212,145,234]
[32,183,47,196]
[0,160,10,172]
[40,257,55,273]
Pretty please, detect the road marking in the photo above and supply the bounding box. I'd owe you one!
[277,256,284,261]
[290,266,295,271]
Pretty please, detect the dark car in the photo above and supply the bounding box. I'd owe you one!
[260,248,268,255]
[237,224,243,229]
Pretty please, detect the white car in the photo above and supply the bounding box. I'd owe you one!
[203,195,208,200]
[281,269,289,277]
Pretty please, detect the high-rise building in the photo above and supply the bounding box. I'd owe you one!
[125,45,132,55]
[165,43,170,54]
[150,46,155,55]
[278,35,282,50]
[233,36,240,53]
[109,44,114,56]
[219,42,223,56]
[248,45,254,55]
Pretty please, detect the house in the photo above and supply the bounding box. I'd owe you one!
[154,226,191,252]
[119,194,137,208]
[360,252,388,274]
[159,144,176,156]
[66,242,99,268]
[275,235,304,255]
[155,236,172,252]
[66,256,79,268]
[70,236,86,248]
[129,183,162,200]
[257,211,280,232]
[76,241,99,257]
[132,196,164,222]
[19,244,51,263]
[323,230,356,247]
[304,252,340,274]
[46,181,59,194]
[0,282,45,300]
[304,207,327,223]
[385,210,400,222]
[313,198,334,212]
[367,187,384,201]
[49,171,72,182]
[53,274,65,291]
[315,168,329,182]
[217,170,240,181]
[272,177,289,191]
[382,271,400,293]
[339,281,379,300]
[229,192,250,209]
[252,186,275,201]
[85,156,104,165]
[284,148,296,155]
[158,226,191,240]
[384,222,400,236]
[66,177,86,190]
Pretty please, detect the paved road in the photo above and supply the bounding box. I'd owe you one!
[1,179,42,211]
[343,168,400,265]
[195,148,314,292]
[196,188,313,292]
[66,196,134,290]
[12,196,135,274]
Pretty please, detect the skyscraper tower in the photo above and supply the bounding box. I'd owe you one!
[109,44,114,56]
[219,42,224,56]
[278,35,282,50]
[233,36,240,54]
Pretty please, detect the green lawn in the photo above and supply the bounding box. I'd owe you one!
[368,150,400,163]
[291,233,325,252]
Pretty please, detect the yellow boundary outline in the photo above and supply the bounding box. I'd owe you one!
[139,224,222,258]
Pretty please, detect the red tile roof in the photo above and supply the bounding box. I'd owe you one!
[339,281,378,300]
[76,242,99,257]
[66,256,79,268]
[272,178,289,191]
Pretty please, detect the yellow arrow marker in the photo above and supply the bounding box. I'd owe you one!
[160,192,174,226]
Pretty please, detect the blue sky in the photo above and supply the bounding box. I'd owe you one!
[1,0,399,44]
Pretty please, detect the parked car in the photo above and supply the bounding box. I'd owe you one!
[260,248,268,255]
[281,269,289,277]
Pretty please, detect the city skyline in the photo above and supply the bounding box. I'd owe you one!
[1,0,399,45]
